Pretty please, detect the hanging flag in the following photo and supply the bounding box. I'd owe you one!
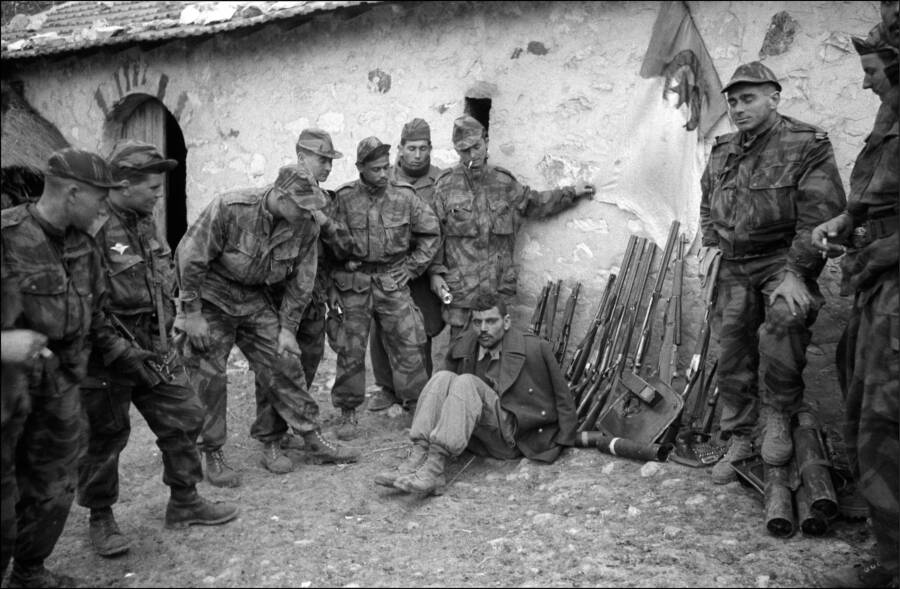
[640,1,728,137]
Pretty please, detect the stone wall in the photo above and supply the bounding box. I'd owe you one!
[9,1,876,380]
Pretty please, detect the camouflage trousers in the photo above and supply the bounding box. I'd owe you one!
[77,356,204,509]
[840,271,899,575]
[181,301,320,452]
[371,274,444,391]
[410,371,520,459]
[715,256,823,437]
[1,360,82,573]
[331,273,427,409]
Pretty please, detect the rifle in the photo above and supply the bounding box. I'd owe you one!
[108,314,169,385]
[656,235,685,386]
[540,279,561,342]
[553,282,580,364]
[529,282,550,336]
[680,249,722,418]
[566,274,615,387]
[634,220,680,373]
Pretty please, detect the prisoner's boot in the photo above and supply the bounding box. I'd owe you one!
[280,432,305,450]
[165,490,239,530]
[262,440,294,474]
[711,434,754,485]
[393,446,448,495]
[335,408,360,441]
[818,560,896,588]
[204,448,241,488]
[89,506,132,557]
[8,563,77,589]
[761,409,793,466]
[374,441,428,487]
[368,386,399,412]
[302,429,360,463]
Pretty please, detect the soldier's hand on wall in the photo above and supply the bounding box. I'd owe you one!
[1,329,48,365]
[182,311,212,352]
[811,213,852,257]
[698,246,721,288]
[277,327,303,359]
[574,182,596,200]
[430,274,450,300]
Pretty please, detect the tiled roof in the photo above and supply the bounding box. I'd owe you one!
[1,1,377,61]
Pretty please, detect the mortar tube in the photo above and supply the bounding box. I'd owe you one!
[793,410,839,520]
[796,484,829,536]
[764,463,796,538]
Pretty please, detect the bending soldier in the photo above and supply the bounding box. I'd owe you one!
[77,140,238,558]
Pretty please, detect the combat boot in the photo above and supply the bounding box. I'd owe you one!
[89,506,132,557]
[374,441,428,487]
[335,408,360,441]
[393,446,448,495]
[818,560,896,588]
[368,386,399,412]
[204,448,241,488]
[7,563,76,588]
[165,495,239,530]
[262,440,293,474]
[761,409,793,466]
[302,429,360,463]
[711,434,754,485]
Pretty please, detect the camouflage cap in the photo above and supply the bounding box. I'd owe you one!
[401,118,431,143]
[356,136,391,165]
[852,23,899,57]
[451,115,485,150]
[295,128,343,159]
[721,61,782,94]
[45,147,125,188]
[108,139,177,180]
[273,165,328,211]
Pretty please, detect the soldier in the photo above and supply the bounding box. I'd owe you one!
[368,118,446,413]
[315,136,440,438]
[428,115,595,339]
[698,61,846,484]
[175,165,358,489]
[814,17,898,589]
[77,140,239,558]
[1,148,159,587]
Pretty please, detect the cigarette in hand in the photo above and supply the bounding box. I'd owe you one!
[821,237,828,259]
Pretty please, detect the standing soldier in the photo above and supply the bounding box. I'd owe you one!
[428,115,594,338]
[368,118,446,413]
[814,15,898,589]
[698,61,846,484]
[77,140,239,558]
[316,137,440,438]
[1,149,158,587]
[176,165,358,489]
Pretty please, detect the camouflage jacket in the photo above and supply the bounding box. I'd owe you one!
[429,163,580,309]
[1,204,130,390]
[390,163,443,209]
[320,178,440,278]
[840,94,899,296]
[87,201,176,352]
[175,187,318,333]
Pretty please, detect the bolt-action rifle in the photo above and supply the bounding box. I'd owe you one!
[553,282,580,365]
[656,235,685,386]
[566,274,616,390]
[540,280,561,342]
[529,282,550,336]
[634,220,680,373]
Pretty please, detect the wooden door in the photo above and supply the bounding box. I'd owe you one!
[120,98,168,244]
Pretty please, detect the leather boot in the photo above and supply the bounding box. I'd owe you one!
[8,564,77,589]
[261,440,293,474]
[367,387,399,412]
[393,446,448,495]
[335,408,360,441]
[302,429,360,463]
[165,494,240,530]
[204,448,241,488]
[711,434,754,485]
[374,441,428,487]
[89,507,132,557]
[761,409,793,466]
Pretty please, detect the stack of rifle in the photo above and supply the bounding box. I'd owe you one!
[529,279,582,366]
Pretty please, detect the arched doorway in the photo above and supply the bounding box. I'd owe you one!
[113,94,187,249]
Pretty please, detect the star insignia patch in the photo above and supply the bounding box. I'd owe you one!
[111,243,130,255]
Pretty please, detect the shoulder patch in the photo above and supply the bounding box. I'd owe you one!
[492,165,517,183]
[0,204,29,229]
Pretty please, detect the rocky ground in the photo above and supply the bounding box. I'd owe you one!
[6,276,874,588]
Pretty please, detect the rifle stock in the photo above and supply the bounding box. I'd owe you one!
[554,282,580,365]
[530,282,550,335]
[634,221,680,372]
[541,280,561,341]
[566,274,615,384]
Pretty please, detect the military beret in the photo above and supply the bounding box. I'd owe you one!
[45,148,124,188]
[356,136,391,165]
[401,118,431,143]
[295,128,343,159]
[108,139,178,180]
[451,115,485,150]
[722,61,782,94]
[273,165,327,211]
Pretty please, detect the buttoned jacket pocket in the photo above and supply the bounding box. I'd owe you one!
[443,195,477,237]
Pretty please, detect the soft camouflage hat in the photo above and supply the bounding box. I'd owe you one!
[45,148,124,188]
[401,118,431,143]
[722,61,782,94]
[451,115,485,150]
[356,136,391,165]
[108,139,178,180]
[273,165,327,211]
[852,22,899,58]
[295,128,343,159]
